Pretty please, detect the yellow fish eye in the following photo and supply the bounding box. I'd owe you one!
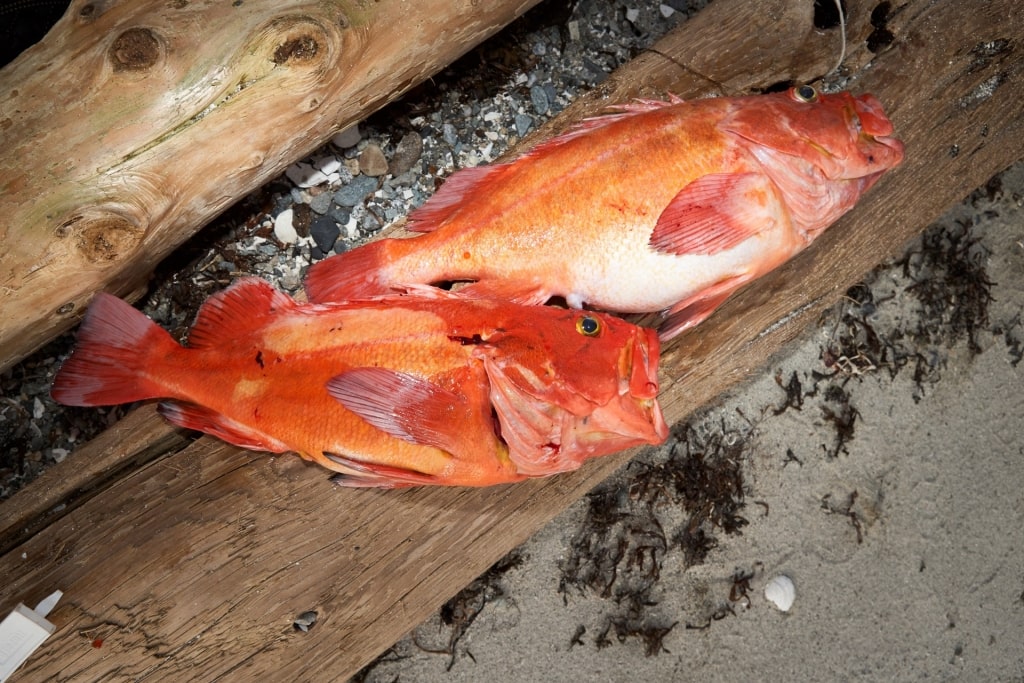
[793,84,818,103]
[576,315,601,337]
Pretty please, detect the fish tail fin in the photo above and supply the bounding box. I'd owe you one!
[304,239,396,303]
[51,293,178,406]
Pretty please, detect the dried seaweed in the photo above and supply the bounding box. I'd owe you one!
[559,416,749,652]
[410,550,525,671]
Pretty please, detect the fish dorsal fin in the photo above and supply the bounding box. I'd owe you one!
[187,277,295,349]
[519,95,685,158]
[327,368,469,455]
[406,164,508,232]
[650,172,774,256]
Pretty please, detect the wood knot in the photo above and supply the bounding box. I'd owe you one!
[110,28,162,72]
[60,212,143,263]
[273,35,320,65]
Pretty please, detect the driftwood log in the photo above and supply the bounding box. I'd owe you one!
[1,0,1022,679]
[0,0,543,374]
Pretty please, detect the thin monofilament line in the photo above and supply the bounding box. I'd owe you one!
[828,0,847,76]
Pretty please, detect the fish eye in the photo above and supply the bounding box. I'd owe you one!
[575,315,601,337]
[793,84,818,103]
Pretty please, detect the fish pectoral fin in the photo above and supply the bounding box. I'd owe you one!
[650,172,774,256]
[157,400,288,452]
[324,453,439,488]
[326,367,469,454]
[658,277,748,342]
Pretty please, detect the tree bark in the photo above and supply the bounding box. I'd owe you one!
[0,0,542,373]
[0,0,1021,679]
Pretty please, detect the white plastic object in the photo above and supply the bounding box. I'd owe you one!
[0,590,62,682]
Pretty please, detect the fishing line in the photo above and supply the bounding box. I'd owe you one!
[827,0,848,76]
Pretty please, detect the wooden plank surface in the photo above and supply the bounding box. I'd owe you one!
[1,0,1022,679]
[0,0,543,374]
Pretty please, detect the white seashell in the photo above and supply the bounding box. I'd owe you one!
[763,574,795,612]
[274,209,297,244]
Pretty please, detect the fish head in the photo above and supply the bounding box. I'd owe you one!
[722,86,905,238]
[470,306,667,477]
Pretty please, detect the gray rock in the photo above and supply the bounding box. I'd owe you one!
[388,132,423,176]
[308,191,333,215]
[333,175,378,207]
[514,113,534,138]
[530,85,550,115]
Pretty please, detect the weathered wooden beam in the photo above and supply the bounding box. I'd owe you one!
[0,0,1020,679]
[0,0,543,374]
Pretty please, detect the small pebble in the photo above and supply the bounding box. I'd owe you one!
[359,143,389,177]
[442,123,459,147]
[308,191,333,215]
[567,20,580,41]
[388,132,423,176]
[625,7,640,23]
[310,215,340,252]
[331,124,361,148]
[660,4,675,18]
[333,175,378,207]
[315,155,342,176]
[285,161,329,188]
[274,209,298,244]
[529,85,550,115]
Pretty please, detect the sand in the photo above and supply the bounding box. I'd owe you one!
[351,163,1024,681]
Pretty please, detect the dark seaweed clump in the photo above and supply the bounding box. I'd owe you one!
[821,216,1000,402]
[558,418,749,653]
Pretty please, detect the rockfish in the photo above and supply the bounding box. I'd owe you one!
[51,278,666,487]
[305,85,904,340]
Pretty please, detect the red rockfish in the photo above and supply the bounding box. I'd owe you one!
[51,278,666,487]
[305,86,904,340]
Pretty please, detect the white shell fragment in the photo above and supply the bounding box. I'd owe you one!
[764,574,796,612]
[273,209,298,244]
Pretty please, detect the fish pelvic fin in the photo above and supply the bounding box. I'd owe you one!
[50,293,179,407]
[304,239,395,303]
[325,453,440,488]
[658,277,747,342]
[157,400,289,452]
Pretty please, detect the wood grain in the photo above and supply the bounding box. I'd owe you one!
[0,0,1021,679]
[0,0,542,373]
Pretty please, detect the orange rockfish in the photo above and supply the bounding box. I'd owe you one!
[305,86,904,340]
[51,278,666,487]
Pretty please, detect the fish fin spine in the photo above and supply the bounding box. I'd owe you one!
[50,293,178,406]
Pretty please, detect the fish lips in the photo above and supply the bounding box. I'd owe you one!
[483,328,667,477]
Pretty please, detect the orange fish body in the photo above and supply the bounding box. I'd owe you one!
[305,86,905,340]
[51,278,666,487]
